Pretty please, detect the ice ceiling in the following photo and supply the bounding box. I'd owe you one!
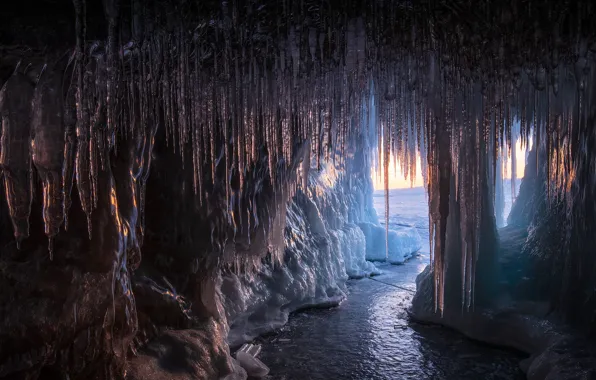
[1,0,595,312]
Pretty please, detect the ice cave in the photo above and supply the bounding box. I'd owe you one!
[1,0,596,379]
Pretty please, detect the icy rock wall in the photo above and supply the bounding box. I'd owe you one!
[223,158,381,346]
[507,96,596,333]
[508,147,545,228]
[0,68,150,378]
[0,75,247,380]
[131,127,312,373]
[412,168,500,313]
[222,192,348,346]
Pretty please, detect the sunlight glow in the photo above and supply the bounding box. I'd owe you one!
[373,140,528,190]
[372,156,424,189]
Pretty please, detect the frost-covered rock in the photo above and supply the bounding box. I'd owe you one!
[358,222,422,264]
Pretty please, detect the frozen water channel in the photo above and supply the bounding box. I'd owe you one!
[257,187,525,380]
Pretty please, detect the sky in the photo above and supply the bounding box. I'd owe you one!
[372,140,528,190]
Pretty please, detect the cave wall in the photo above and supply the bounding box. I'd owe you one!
[0,64,151,378]
[507,71,596,334]
[415,65,596,336]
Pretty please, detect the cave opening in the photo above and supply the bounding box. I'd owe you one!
[1,0,596,379]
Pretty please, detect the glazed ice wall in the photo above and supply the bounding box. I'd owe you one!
[222,126,381,346]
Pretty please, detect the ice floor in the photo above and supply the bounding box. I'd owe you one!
[257,257,525,380]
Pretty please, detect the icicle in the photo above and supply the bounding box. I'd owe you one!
[178,30,188,162]
[105,0,120,151]
[519,94,526,149]
[66,0,86,232]
[32,74,66,247]
[384,121,390,261]
[534,89,539,176]
[75,60,94,238]
[511,134,517,200]
[4,2,588,317]
[0,74,35,247]
[48,237,54,261]
[63,83,77,231]
[89,104,102,210]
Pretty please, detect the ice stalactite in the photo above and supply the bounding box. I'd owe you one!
[64,0,84,233]
[384,125,390,261]
[511,130,518,201]
[31,72,67,257]
[104,0,120,152]
[63,74,77,232]
[0,74,34,248]
[73,30,94,238]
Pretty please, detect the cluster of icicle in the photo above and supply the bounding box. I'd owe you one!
[1,0,595,310]
[420,53,595,312]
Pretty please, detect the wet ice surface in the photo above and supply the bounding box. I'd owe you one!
[258,187,525,380]
[258,258,525,380]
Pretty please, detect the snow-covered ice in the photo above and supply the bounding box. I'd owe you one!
[359,222,423,264]
[333,224,381,278]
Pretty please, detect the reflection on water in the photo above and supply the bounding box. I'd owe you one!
[259,257,525,380]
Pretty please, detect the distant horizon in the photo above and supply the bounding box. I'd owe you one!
[373,140,528,190]
[373,177,522,192]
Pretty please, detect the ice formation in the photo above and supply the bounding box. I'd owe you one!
[359,223,423,264]
[223,163,380,346]
[335,224,380,278]
[1,0,596,378]
[2,0,592,312]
